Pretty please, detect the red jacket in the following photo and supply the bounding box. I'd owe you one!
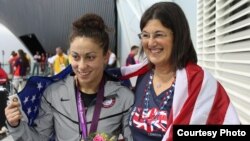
[0,67,8,84]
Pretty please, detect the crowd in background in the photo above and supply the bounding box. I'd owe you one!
[0,44,140,94]
[0,47,71,94]
[0,47,70,139]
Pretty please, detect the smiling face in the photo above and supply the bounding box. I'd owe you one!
[141,19,174,67]
[69,36,109,86]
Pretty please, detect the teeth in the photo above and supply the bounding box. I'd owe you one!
[78,71,90,76]
[150,48,162,54]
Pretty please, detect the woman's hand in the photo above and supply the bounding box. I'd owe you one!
[5,97,22,127]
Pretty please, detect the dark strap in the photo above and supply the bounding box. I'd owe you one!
[89,77,105,133]
[76,76,105,139]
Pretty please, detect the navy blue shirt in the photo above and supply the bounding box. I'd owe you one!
[126,54,136,66]
[129,71,174,141]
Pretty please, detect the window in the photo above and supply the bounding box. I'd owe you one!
[197,0,250,124]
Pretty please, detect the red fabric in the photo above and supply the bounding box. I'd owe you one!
[206,82,230,124]
[13,65,21,76]
[174,63,204,124]
[0,68,8,84]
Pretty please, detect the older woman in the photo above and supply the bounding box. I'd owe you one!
[111,2,240,141]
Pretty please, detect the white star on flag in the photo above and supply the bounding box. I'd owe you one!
[27,107,32,115]
[31,95,36,103]
[24,96,29,105]
[17,65,73,126]
[37,82,43,91]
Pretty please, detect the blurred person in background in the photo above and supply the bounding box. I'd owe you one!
[48,47,69,75]
[12,49,30,92]
[0,63,8,139]
[126,45,139,66]
[107,48,116,68]
[0,62,8,86]
[124,45,140,90]
[32,51,41,76]
[8,51,18,76]
[40,52,47,76]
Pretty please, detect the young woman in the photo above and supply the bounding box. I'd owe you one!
[5,13,134,141]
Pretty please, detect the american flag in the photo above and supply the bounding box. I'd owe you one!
[158,63,240,141]
[18,65,72,126]
[105,60,240,141]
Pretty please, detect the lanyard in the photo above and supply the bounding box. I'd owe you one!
[76,77,105,140]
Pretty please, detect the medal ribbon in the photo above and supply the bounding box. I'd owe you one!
[76,76,105,140]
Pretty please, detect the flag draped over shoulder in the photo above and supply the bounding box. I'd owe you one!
[106,59,149,80]
[18,65,72,126]
[161,63,240,141]
[106,60,149,88]
[107,61,240,141]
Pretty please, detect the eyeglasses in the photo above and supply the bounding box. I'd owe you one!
[138,32,171,40]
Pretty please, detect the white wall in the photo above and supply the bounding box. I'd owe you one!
[196,0,250,124]
[0,23,33,73]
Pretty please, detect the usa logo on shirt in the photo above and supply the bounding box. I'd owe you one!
[102,98,116,108]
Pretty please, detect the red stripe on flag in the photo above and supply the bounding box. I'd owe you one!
[174,63,204,124]
[206,82,229,124]
[166,109,173,141]
[166,127,173,141]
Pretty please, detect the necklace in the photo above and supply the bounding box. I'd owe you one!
[142,70,175,123]
[156,83,162,89]
[154,71,174,89]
